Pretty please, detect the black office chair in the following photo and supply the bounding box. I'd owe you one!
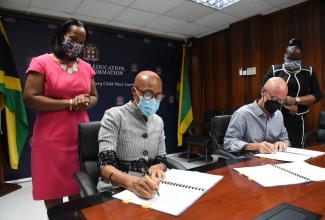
[226,110,236,115]
[184,110,224,164]
[303,111,325,148]
[73,121,187,197]
[210,115,239,160]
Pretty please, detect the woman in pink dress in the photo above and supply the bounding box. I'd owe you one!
[23,18,98,210]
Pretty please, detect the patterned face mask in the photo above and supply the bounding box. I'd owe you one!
[62,36,84,58]
[284,59,301,71]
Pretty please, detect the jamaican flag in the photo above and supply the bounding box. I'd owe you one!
[176,45,193,146]
[0,20,29,169]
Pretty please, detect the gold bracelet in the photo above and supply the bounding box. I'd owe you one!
[69,99,73,111]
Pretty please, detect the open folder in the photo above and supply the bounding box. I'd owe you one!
[113,169,223,216]
[234,161,325,187]
[254,147,325,162]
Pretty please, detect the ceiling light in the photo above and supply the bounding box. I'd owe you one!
[191,0,240,10]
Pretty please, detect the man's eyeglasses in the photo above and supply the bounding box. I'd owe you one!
[135,87,165,102]
[264,88,287,104]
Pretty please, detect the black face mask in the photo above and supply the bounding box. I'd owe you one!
[264,100,281,115]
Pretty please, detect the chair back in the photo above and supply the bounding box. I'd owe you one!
[210,115,239,160]
[78,121,187,183]
[204,110,225,122]
[76,121,187,197]
[226,110,236,115]
[317,111,325,144]
[78,121,101,186]
[202,110,225,135]
[210,115,232,151]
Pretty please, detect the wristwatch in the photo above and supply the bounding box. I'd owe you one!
[295,97,300,104]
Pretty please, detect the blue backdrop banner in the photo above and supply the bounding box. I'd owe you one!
[2,14,183,181]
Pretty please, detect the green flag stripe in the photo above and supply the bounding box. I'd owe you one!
[0,20,29,169]
[179,108,193,134]
[179,64,192,122]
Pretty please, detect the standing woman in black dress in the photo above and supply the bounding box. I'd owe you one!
[261,38,322,148]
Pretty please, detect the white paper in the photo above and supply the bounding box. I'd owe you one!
[113,169,223,216]
[254,147,325,162]
[234,161,325,187]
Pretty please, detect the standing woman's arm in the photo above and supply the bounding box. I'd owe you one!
[86,77,98,108]
[23,71,71,111]
[307,68,322,104]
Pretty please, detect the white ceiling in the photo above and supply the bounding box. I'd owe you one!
[0,0,307,40]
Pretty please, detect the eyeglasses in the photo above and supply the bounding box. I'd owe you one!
[135,87,165,102]
[264,88,287,104]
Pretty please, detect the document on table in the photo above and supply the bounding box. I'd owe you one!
[254,147,325,162]
[112,169,223,216]
[234,161,325,187]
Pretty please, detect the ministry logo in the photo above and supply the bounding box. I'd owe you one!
[116,96,124,106]
[156,66,162,75]
[4,17,16,23]
[169,95,175,103]
[131,63,138,72]
[83,44,99,62]
[47,23,57,29]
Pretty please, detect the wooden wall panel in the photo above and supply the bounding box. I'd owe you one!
[319,0,325,122]
[189,30,230,124]
[189,0,324,138]
[189,39,204,123]
[229,15,265,110]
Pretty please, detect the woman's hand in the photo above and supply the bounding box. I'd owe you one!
[282,104,298,115]
[149,164,165,180]
[285,96,296,106]
[130,175,160,199]
[73,94,91,110]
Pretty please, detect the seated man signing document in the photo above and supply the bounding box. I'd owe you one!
[224,77,290,154]
[97,70,167,199]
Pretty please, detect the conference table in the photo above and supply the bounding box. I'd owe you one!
[48,145,325,219]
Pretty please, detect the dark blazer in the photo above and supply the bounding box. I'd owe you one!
[261,64,322,114]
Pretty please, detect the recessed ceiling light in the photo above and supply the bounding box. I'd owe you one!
[191,0,240,10]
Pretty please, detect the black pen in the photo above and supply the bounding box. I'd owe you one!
[141,160,160,196]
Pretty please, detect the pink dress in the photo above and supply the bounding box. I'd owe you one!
[26,54,95,200]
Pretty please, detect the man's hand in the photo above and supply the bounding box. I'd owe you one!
[129,175,160,199]
[274,141,288,152]
[256,141,275,153]
[243,141,275,153]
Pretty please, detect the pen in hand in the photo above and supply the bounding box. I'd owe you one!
[140,160,160,196]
